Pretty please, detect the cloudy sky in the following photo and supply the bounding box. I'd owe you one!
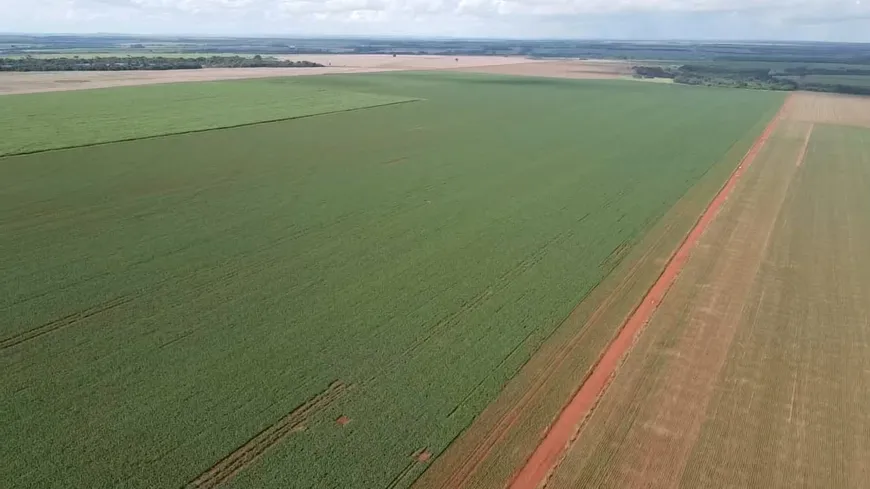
[3,0,870,41]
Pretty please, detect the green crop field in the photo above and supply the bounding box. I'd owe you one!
[0,79,414,156]
[0,72,783,489]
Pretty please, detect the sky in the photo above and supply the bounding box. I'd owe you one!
[2,0,870,41]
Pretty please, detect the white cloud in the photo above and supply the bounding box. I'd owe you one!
[2,0,869,40]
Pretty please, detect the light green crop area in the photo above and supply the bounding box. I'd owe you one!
[0,78,415,156]
[0,72,784,489]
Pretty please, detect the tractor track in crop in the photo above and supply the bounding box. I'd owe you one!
[189,381,350,489]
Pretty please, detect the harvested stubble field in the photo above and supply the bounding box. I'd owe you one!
[539,92,870,489]
[1,71,781,489]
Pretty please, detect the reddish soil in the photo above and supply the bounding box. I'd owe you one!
[508,95,794,489]
[417,450,432,463]
[336,415,351,426]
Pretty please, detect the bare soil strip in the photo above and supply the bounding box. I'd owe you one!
[508,95,793,489]
[189,381,349,489]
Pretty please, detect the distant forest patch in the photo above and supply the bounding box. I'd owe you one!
[633,63,870,96]
[0,55,323,72]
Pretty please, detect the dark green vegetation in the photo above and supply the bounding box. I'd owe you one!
[0,55,322,72]
[0,80,413,156]
[634,61,870,95]
[0,72,783,488]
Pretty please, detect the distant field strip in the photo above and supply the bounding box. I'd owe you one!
[0,78,416,156]
[0,73,783,489]
[190,381,349,489]
[545,95,870,488]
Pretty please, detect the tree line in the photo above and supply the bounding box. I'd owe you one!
[0,55,323,72]
[632,64,870,96]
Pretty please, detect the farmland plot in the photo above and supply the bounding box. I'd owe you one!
[546,94,870,488]
[412,93,782,489]
[0,72,781,489]
[0,78,415,156]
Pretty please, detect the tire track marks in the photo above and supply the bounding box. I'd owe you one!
[0,295,135,350]
[189,381,349,489]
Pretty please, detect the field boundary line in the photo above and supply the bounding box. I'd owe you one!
[0,98,420,159]
[188,381,350,489]
[507,94,794,489]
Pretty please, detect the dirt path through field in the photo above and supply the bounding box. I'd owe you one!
[508,95,794,489]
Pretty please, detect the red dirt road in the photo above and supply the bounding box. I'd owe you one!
[508,95,793,489]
